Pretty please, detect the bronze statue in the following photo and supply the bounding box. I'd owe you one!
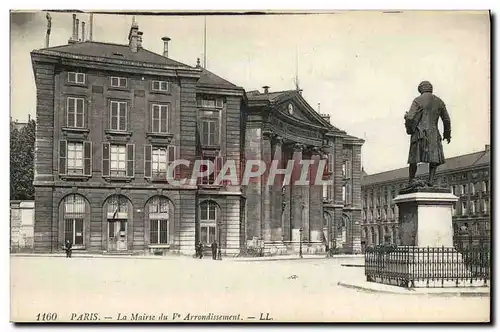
[404,81,451,187]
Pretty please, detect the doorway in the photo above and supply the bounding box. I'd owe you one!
[108,219,127,251]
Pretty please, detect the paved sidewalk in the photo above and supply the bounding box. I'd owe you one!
[11,252,364,261]
[338,280,490,297]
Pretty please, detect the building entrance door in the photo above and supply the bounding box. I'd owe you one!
[108,219,127,251]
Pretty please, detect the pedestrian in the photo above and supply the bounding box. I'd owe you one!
[64,240,72,258]
[197,241,204,259]
[211,241,218,260]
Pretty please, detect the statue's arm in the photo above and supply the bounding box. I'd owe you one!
[440,101,451,140]
[404,99,420,134]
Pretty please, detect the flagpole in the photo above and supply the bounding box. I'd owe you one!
[203,16,207,69]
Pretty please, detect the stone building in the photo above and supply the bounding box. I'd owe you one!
[31,17,364,256]
[360,145,491,252]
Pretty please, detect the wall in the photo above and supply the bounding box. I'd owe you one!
[11,201,35,252]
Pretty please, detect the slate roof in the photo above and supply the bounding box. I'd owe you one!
[361,148,490,186]
[247,90,296,102]
[39,41,191,67]
[198,69,243,90]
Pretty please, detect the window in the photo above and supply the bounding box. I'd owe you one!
[67,142,83,175]
[68,72,85,84]
[152,80,169,92]
[342,163,346,178]
[470,200,476,215]
[149,197,170,245]
[110,145,127,177]
[483,199,489,214]
[470,183,476,195]
[461,201,467,215]
[472,222,480,236]
[110,101,127,131]
[327,153,334,173]
[450,186,454,195]
[199,97,223,109]
[67,97,85,128]
[59,141,92,177]
[151,104,169,133]
[199,156,223,185]
[202,119,219,146]
[200,201,217,245]
[362,210,366,221]
[342,185,346,203]
[152,147,168,179]
[460,185,466,195]
[102,143,134,178]
[482,181,489,192]
[110,76,127,88]
[391,206,395,219]
[64,195,85,246]
[452,203,456,216]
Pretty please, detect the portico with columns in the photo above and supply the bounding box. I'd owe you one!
[244,88,364,255]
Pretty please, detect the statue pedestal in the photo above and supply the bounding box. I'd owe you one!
[365,187,487,288]
[393,187,457,247]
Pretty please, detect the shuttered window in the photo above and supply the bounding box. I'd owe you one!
[103,143,134,178]
[63,195,86,246]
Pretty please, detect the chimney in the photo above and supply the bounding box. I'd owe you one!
[262,86,270,94]
[89,13,93,41]
[162,37,171,58]
[75,19,80,41]
[128,20,139,52]
[196,58,201,68]
[317,102,321,113]
[69,14,77,43]
[137,31,143,49]
[485,144,490,152]
[81,21,86,42]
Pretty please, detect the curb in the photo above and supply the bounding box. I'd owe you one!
[337,281,490,297]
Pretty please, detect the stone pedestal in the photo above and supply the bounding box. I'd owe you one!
[393,187,457,247]
[373,187,487,288]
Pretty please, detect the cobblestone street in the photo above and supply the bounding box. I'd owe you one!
[10,255,490,322]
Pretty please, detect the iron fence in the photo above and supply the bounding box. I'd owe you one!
[365,245,490,288]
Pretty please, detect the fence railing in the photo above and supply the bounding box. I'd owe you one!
[364,245,490,288]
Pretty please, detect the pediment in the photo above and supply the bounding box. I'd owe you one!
[274,94,331,129]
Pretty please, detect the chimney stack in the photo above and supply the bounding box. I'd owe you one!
[317,102,321,113]
[76,19,80,41]
[128,19,139,52]
[69,14,77,43]
[137,31,143,49]
[162,37,171,58]
[89,13,93,41]
[81,22,86,42]
[485,144,490,152]
[262,86,270,94]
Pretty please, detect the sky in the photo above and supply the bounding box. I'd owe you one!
[9,11,490,174]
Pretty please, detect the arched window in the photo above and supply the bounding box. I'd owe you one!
[64,195,86,246]
[200,201,217,245]
[149,196,170,244]
[105,195,130,251]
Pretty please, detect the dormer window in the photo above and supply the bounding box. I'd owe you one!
[110,76,127,88]
[68,72,85,84]
[198,97,223,109]
[152,80,169,92]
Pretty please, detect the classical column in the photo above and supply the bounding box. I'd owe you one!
[262,131,272,242]
[309,147,324,244]
[271,135,284,241]
[291,143,304,243]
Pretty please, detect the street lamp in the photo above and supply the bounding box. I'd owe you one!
[299,227,303,258]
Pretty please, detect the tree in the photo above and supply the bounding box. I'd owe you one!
[10,119,36,200]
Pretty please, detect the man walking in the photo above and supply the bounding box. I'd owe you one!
[211,241,218,260]
[64,240,72,258]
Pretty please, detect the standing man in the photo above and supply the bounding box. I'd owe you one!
[197,241,204,259]
[404,81,451,187]
[64,240,72,258]
[211,241,218,260]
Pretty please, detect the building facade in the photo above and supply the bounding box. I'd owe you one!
[360,145,491,252]
[31,18,363,256]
